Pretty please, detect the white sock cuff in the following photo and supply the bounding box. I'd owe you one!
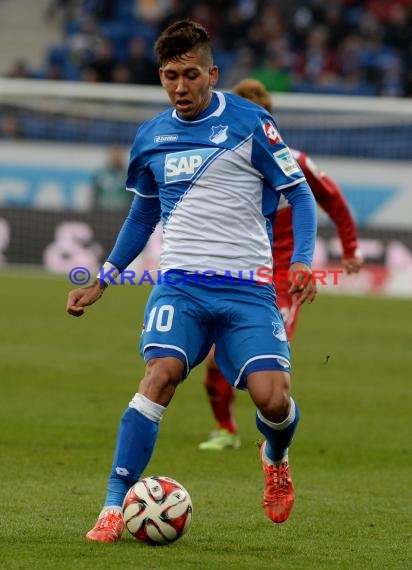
[129,393,166,423]
[257,398,296,431]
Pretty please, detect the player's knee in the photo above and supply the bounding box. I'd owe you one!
[259,390,291,423]
[146,358,183,384]
[249,372,291,422]
[139,358,184,405]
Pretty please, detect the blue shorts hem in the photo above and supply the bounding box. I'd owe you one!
[143,346,188,377]
[236,356,290,389]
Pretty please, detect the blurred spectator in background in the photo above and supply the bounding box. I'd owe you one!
[6,59,32,79]
[336,33,365,90]
[252,53,292,93]
[294,25,338,88]
[158,0,191,31]
[220,47,256,88]
[0,113,23,139]
[215,6,251,52]
[85,0,116,21]
[188,3,217,39]
[45,63,65,81]
[126,37,159,85]
[64,12,101,72]
[360,33,403,96]
[85,37,116,82]
[80,65,99,82]
[91,145,130,211]
[45,0,78,26]
[110,63,131,84]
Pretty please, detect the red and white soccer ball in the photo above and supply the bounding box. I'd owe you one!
[123,476,193,545]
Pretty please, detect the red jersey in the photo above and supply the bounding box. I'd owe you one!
[273,149,359,271]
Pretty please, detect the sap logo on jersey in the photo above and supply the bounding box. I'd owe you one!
[164,148,218,183]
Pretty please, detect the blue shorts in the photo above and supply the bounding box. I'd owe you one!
[139,272,290,390]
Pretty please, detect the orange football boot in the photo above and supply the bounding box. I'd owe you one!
[85,508,125,543]
[259,441,295,523]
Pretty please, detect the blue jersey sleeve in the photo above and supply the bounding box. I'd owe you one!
[283,181,317,267]
[126,132,159,198]
[251,114,306,192]
[107,193,161,271]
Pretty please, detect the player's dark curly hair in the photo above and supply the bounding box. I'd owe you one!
[154,19,213,67]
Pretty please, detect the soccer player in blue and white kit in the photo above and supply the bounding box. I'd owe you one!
[67,20,317,542]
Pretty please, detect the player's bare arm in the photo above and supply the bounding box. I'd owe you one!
[66,279,107,317]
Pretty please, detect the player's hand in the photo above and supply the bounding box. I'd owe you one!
[66,280,107,317]
[288,262,317,304]
[342,250,364,274]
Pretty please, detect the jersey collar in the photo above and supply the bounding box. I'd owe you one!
[172,91,226,123]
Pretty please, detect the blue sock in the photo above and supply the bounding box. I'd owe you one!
[104,406,159,507]
[256,399,300,462]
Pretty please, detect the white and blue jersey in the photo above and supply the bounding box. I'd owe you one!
[105,91,317,385]
[122,91,312,278]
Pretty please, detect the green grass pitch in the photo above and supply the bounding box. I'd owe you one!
[0,272,410,569]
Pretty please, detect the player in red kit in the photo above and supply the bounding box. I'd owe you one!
[199,78,364,451]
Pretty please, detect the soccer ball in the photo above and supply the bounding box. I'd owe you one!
[123,476,193,545]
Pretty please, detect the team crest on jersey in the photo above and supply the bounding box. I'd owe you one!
[272,322,288,342]
[209,125,228,144]
[273,147,301,176]
[164,148,219,183]
[262,121,282,145]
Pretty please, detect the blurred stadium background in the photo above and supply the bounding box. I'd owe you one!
[1,0,412,296]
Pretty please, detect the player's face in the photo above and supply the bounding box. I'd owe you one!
[159,51,218,120]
